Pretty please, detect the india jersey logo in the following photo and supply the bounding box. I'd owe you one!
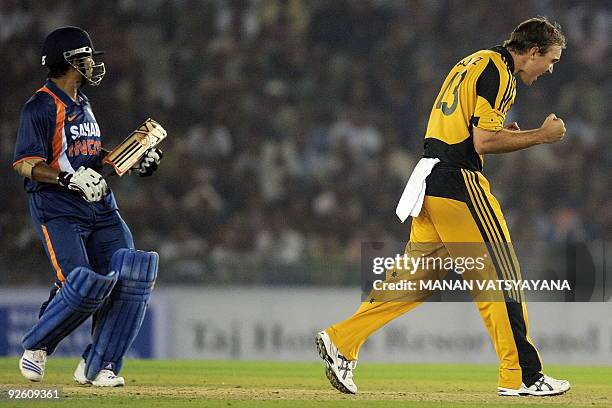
[68,139,102,157]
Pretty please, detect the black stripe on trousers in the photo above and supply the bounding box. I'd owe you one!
[461,170,543,383]
[465,171,521,302]
[471,172,523,292]
[461,170,518,301]
[505,302,543,385]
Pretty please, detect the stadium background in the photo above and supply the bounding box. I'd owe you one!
[0,0,609,365]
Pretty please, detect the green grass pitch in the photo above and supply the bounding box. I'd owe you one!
[1,358,611,407]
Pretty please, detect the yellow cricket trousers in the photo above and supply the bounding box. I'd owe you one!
[326,166,543,389]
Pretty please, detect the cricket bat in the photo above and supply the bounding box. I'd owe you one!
[102,118,167,176]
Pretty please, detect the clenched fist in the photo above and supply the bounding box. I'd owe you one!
[540,113,566,144]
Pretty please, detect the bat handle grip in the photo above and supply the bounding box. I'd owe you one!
[102,166,118,178]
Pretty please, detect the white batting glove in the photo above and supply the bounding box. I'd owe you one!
[132,148,163,177]
[58,166,108,202]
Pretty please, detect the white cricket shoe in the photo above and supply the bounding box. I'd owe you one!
[498,374,570,396]
[92,369,125,387]
[19,349,47,382]
[73,359,91,385]
[315,330,357,394]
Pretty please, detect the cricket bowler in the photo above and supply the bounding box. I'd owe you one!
[13,26,163,386]
[316,17,571,397]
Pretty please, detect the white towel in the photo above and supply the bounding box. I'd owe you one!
[395,158,440,222]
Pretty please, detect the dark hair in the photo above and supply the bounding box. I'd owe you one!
[47,61,72,78]
[503,17,566,55]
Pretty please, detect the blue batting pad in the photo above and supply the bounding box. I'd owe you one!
[85,248,158,380]
[22,267,117,354]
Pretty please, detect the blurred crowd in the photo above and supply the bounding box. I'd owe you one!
[0,0,609,285]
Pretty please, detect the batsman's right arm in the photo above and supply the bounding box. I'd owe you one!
[14,159,59,184]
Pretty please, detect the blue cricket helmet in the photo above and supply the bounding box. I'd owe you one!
[41,26,106,86]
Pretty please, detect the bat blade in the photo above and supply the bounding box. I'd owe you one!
[102,118,167,176]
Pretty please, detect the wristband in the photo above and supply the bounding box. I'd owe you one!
[57,171,71,187]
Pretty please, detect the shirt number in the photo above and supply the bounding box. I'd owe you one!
[435,70,467,116]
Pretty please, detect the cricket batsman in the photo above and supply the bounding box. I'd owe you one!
[13,26,163,386]
[316,17,571,396]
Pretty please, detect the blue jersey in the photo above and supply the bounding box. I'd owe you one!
[13,80,118,214]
